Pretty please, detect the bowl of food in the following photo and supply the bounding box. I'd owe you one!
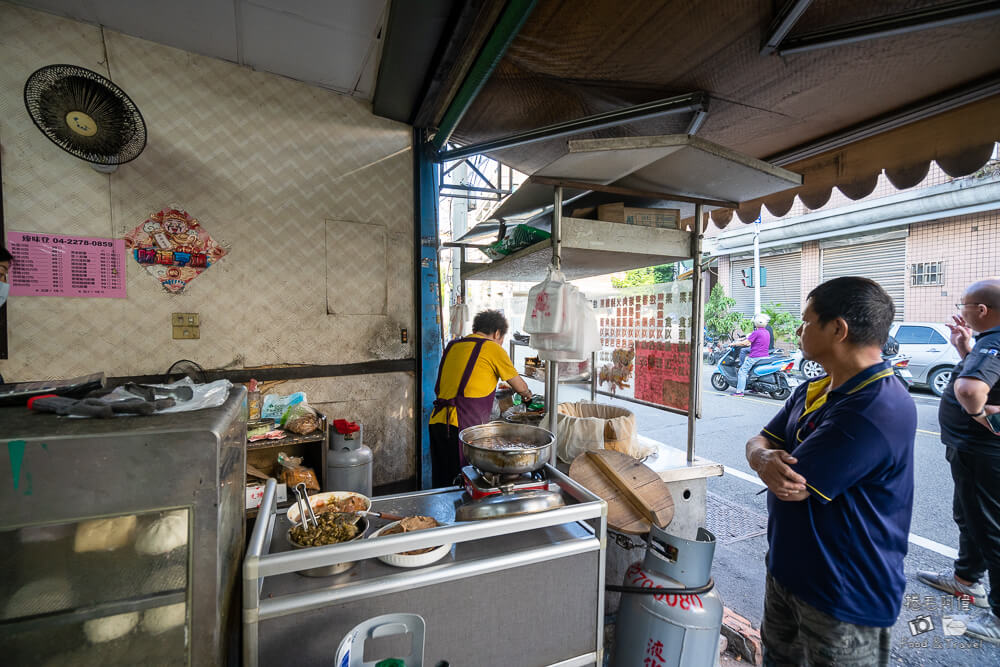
[286,491,370,526]
[286,514,369,577]
[368,516,452,568]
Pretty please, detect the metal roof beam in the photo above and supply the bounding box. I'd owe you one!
[760,0,814,56]
[778,0,1000,56]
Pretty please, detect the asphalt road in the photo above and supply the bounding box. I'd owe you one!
[531,370,998,665]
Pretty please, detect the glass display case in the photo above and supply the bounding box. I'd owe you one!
[0,386,246,667]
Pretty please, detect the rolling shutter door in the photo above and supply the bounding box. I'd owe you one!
[729,253,801,316]
[821,239,905,320]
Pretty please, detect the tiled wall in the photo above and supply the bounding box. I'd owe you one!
[905,211,1000,323]
[0,4,416,483]
[799,241,820,308]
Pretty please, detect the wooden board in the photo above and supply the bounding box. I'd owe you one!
[569,449,674,534]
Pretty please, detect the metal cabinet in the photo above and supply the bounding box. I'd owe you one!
[244,466,607,667]
[0,387,246,666]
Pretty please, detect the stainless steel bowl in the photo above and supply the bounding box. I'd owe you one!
[459,422,555,474]
[286,517,368,577]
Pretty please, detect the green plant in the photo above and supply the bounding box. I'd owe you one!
[761,303,802,343]
[704,284,744,338]
[704,285,802,344]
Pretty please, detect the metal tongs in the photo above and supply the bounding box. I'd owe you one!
[293,482,319,530]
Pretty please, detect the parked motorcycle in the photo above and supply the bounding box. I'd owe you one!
[710,346,794,400]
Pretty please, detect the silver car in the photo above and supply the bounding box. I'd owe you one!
[794,321,960,396]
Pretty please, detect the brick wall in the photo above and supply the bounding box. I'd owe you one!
[800,241,821,307]
[905,211,1000,323]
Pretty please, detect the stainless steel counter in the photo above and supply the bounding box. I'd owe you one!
[244,465,607,667]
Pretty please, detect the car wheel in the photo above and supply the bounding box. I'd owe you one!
[929,367,953,397]
[800,359,825,379]
[711,373,729,391]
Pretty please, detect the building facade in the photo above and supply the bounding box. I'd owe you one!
[708,158,1000,324]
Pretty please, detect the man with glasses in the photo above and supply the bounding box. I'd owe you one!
[918,278,1000,644]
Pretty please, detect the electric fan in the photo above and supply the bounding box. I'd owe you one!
[24,64,147,172]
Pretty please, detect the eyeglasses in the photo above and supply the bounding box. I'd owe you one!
[955,302,988,310]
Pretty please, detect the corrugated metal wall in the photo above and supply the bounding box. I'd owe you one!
[821,239,906,320]
[729,253,802,316]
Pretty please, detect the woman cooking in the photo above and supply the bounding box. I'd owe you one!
[429,310,532,487]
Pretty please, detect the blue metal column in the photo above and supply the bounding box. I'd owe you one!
[414,131,443,489]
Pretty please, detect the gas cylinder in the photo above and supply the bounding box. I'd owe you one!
[326,422,373,496]
[611,526,724,667]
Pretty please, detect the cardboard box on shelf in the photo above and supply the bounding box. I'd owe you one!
[246,480,287,510]
[597,203,680,228]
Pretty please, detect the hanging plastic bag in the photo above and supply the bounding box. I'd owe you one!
[525,266,568,334]
[537,287,600,360]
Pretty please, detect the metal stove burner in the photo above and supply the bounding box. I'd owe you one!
[461,466,549,499]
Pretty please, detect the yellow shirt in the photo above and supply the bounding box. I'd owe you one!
[429,333,519,427]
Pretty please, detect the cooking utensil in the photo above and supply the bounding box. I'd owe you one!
[286,491,371,526]
[292,483,318,529]
[459,422,555,474]
[455,489,564,521]
[569,449,673,534]
[286,517,369,577]
[326,509,405,526]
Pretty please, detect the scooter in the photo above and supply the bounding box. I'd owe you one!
[711,346,794,400]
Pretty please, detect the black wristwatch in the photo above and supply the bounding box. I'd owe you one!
[970,407,987,419]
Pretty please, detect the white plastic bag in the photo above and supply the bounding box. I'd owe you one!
[525,266,568,334]
[537,287,600,361]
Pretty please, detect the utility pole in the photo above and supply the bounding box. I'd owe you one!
[753,218,761,315]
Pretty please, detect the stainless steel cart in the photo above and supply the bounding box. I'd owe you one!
[0,387,246,667]
[244,466,607,667]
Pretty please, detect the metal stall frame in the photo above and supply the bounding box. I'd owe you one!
[243,465,608,667]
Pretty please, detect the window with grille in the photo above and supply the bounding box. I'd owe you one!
[911,262,944,286]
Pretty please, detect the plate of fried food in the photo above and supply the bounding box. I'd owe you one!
[368,516,452,568]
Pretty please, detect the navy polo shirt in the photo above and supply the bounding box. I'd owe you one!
[939,325,1000,456]
[760,361,916,627]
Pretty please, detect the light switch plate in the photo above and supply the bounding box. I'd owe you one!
[172,312,200,326]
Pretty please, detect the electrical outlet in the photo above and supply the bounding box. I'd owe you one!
[172,312,200,326]
[400,328,408,344]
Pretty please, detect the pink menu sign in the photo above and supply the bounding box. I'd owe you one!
[8,231,126,298]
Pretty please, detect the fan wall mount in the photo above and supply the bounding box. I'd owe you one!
[24,64,147,173]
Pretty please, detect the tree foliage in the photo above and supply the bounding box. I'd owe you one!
[610,264,675,288]
[704,284,802,344]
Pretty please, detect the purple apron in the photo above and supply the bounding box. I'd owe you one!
[431,336,497,467]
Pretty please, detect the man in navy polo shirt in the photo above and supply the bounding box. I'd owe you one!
[917,278,1000,643]
[745,277,916,665]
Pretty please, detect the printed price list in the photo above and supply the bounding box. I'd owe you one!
[8,231,126,298]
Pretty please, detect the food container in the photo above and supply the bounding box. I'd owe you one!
[368,521,453,568]
[285,491,371,526]
[458,422,555,474]
[246,418,274,438]
[286,517,369,577]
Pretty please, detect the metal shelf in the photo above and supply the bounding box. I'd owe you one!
[246,429,324,451]
[461,217,691,282]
